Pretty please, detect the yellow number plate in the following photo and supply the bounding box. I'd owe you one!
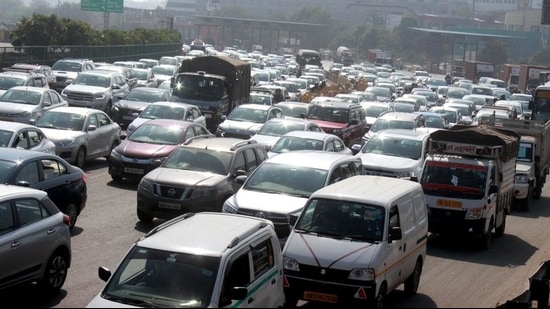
[437,199,462,208]
[303,291,338,304]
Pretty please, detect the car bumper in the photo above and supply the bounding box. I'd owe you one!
[137,189,221,220]
[108,156,157,179]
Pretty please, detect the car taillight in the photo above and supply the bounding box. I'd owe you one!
[82,173,88,183]
[62,214,71,227]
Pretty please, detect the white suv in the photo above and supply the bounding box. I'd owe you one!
[61,70,129,114]
[222,150,363,244]
[87,212,286,308]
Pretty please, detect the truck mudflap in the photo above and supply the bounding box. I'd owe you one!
[498,260,550,308]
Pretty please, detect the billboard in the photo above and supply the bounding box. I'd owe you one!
[81,0,124,13]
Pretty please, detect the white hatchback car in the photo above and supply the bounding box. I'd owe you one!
[125,101,206,136]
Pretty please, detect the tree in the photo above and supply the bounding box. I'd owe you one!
[477,38,508,65]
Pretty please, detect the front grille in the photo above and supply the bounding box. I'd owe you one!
[56,76,67,82]
[289,265,353,283]
[237,208,291,238]
[66,92,94,101]
[156,184,194,200]
[363,168,397,178]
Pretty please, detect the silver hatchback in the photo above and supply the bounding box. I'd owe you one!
[0,185,71,293]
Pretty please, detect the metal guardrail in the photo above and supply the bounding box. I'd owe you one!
[0,43,182,68]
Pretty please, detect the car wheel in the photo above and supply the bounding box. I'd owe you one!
[404,258,423,297]
[38,250,69,294]
[64,202,78,230]
[480,220,493,250]
[137,209,154,223]
[495,212,506,238]
[105,140,119,160]
[74,147,86,168]
[370,282,387,308]
[521,189,532,211]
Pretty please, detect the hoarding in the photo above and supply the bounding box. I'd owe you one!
[81,0,124,13]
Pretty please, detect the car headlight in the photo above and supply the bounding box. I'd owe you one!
[138,178,154,194]
[57,138,75,148]
[283,257,300,271]
[93,92,105,99]
[349,268,375,281]
[191,187,215,198]
[396,171,414,179]
[65,79,73,84]
[222,197,238,213]
[110,149,121,160]
[465,208,484,220]
[515,174,529,184]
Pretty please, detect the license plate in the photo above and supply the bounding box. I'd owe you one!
[437,199,462,208]
[204,114,212,118]
[71,101,88,106]
[303,291,338,304]
[123,115,135,120]
[124,167,144,174]
[158,202,181,210]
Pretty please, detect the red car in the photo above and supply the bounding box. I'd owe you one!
[107,119,212,181]
[305,101,367,147]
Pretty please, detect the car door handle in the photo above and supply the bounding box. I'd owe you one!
[11,241,21,248]
[271,278,276,285]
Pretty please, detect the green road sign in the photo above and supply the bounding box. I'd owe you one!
[81,0,124,13]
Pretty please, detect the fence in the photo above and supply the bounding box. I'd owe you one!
[0,43,182,68]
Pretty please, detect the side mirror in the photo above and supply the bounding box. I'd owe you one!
[87,124,97,131]
[227,287,248,301]
[112,84,121,90]
[98,266,111,282]
[489,185,498,195]
[289,213,300,226]
[389,226,402,242]
[235,175,247,184]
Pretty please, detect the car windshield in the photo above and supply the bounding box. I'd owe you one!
[421,164,487,199]
[423,115,445,128]
[0,89,41,105]
[52,61,82,72]
[257,122,303,136]
[270,136,324,153]
[227,108,267,123]
[364,105,388,117]
[134,70,150,80]
[73,74,110,88]
[152,66,175,76]
[101,246,219,308]
[371,119,415,132]
[307,106,349,123]
[140,105,186,120]
[129,124,184,145]
[243,162,327,197]
[163,147,231,175]
[294,198,385,242]
[35,112,85,131]
[276,105,306,118]
[361,135,422,159]
[124,89,166,102]
[0,77,26,90]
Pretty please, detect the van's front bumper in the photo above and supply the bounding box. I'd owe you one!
[284,272,375,305]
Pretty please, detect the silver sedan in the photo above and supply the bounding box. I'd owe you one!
[33,106,121,168]
[0,120,56,153]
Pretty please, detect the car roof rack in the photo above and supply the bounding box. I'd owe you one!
[230,139,257,151]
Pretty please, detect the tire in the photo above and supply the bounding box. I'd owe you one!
[370,283,387,308]
[64,202,78,230]
[480,220,493,250]
[104,101,113,116]
[38,250,69,294]
[74,147,86,169]
[495,212,506,238]
[533,182,542,200]
[520,189,532,211]
[283,294,299,308]
[137,209,154,223]
[404,259,423,297]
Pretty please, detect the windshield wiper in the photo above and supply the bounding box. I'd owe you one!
[103,293,161,308]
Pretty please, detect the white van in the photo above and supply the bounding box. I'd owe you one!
[282,175,428,307]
